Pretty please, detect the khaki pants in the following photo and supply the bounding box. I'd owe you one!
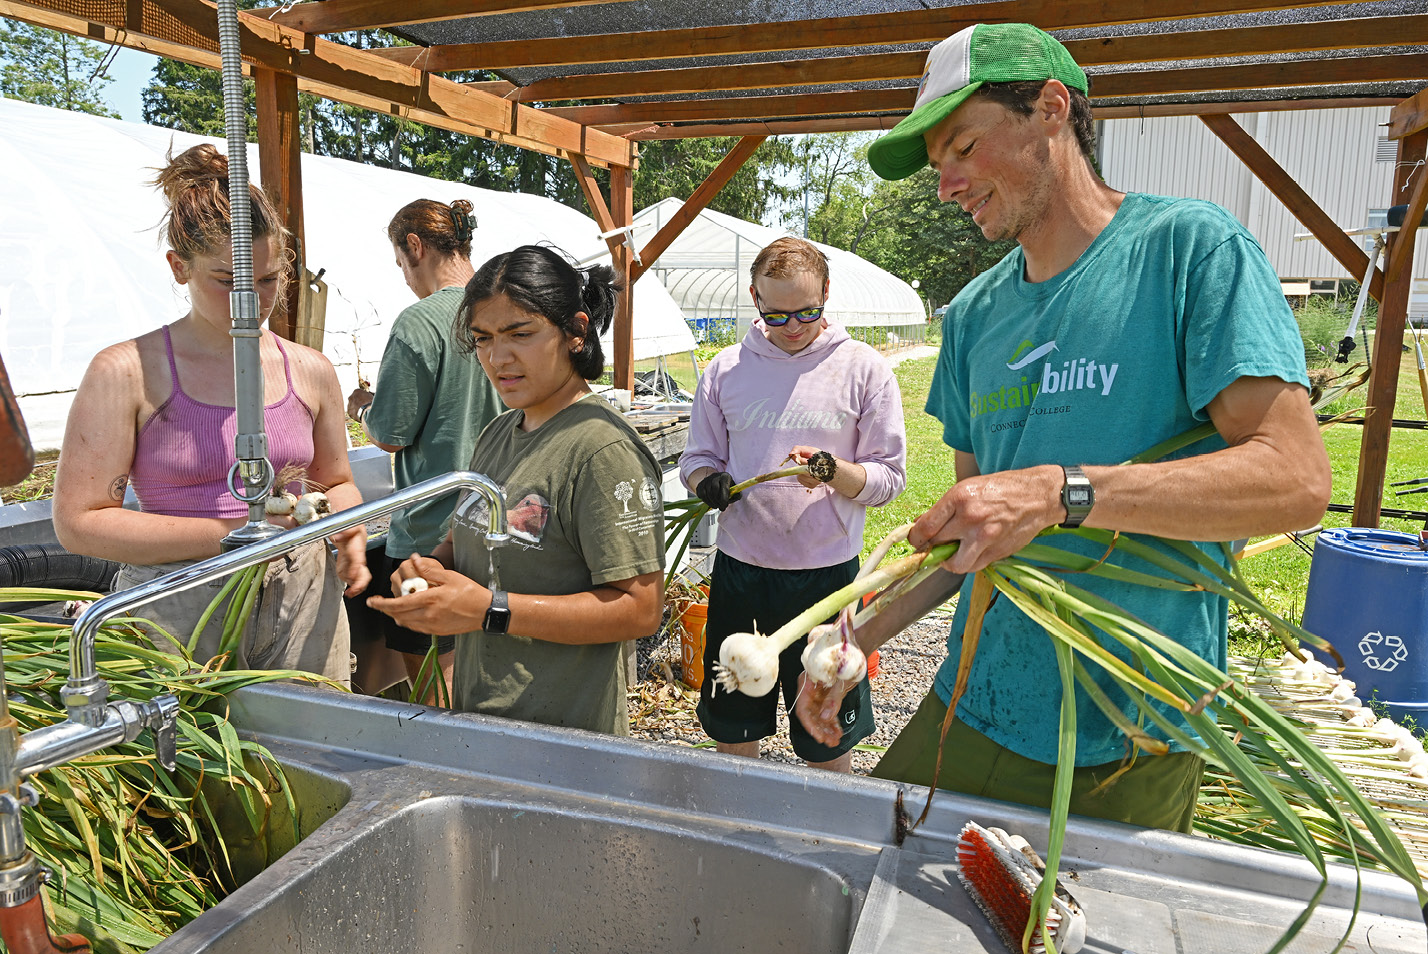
[113,539,352,686]
[873,690,1203,833]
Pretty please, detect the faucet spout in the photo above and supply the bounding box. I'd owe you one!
[67,470,508,723]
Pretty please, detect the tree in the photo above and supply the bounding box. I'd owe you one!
[0,18,119,117]
[142,57,256,138]
[633,137,799,224]
[856,166,1017,310]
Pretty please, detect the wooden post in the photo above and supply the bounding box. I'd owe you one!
[1352,127,1428,527]
[609,163,635,393]
[255,67,305,342]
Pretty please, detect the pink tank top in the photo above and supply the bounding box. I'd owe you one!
[130,326,317,519]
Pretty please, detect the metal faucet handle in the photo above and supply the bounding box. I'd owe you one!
[146,695,181,772]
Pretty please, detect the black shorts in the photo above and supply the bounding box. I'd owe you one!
[371,552,456,656]
[696,550,874,763]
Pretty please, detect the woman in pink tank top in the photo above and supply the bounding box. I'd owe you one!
[52,144,369,685]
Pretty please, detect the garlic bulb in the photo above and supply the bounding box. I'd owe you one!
[292,491,331,525]
[714,632,780,696]
[801,620,867,686]
[400,577,429,596]
[265,492,297,516]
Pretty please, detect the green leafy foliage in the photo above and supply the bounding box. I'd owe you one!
[0,18,119,118]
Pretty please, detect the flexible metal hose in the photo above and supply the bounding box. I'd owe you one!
[215,0,275,534]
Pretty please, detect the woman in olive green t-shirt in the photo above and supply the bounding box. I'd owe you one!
[368,245,666,734]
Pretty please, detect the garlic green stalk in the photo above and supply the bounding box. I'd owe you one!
[714,543,956,695]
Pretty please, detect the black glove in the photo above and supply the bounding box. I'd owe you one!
[696,472,742,511]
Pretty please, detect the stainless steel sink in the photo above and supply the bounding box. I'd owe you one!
[149,686,1428,954]
[190,797,856,953]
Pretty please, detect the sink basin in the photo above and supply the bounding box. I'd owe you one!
[148,685,1428,954]
[191,797,854,953]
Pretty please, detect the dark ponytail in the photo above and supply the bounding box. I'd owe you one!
[456,245,621,381]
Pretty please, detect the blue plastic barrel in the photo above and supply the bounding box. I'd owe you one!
[1302,528,1428,729]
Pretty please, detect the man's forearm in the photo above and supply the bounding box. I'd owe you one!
[853,568,965,654]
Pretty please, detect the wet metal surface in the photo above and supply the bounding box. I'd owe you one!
[149,684,1428,953]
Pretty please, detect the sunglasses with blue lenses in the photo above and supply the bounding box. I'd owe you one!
[756,298,826,327]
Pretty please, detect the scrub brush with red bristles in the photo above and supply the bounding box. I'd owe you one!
[956,821,1087,954]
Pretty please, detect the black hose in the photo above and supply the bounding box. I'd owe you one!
[0,544,119,609]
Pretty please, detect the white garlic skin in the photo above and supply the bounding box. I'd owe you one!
[292,492,331,525]
[400,577,429,596]
[716,632,779,696]
[801,621,867,686]
[265,492,297,516]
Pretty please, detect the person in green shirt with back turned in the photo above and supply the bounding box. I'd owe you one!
[347,199,503,703]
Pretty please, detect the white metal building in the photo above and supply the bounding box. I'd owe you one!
[1098,108,1427,317]
[633,198,928,342]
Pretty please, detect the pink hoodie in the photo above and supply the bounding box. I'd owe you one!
[681,319,907,570]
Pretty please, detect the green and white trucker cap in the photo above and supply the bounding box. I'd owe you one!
[867,22,1088,181]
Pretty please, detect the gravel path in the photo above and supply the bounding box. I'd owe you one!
[628,609,953,776]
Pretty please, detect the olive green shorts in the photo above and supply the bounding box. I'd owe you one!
[872,690,1203,833]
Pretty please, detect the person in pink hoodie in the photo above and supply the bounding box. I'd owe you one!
[681,236,907,772]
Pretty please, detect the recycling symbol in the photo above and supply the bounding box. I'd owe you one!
[1358,631,1409,672]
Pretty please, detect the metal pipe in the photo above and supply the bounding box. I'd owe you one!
[215,0,277,542]
[67,471,509,722]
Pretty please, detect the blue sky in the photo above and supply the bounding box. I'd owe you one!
[103,47,157,121]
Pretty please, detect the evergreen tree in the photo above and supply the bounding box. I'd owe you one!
[141,57,255,138]
[0,18,119,117]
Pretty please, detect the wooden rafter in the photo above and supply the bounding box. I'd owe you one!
[1389,87,1428,139]
[368,0,1359,72]
[5,0,633,168]
[631,136,766,284]
[614,99,1401,139]
[569,154,620,256]
[547,90,910,127]
[1198,114,1385,303]
[546,54,1426,128]
[503,16,1428,104]
[265,0,637,35]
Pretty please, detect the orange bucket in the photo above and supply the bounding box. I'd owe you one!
[677,588,710,690]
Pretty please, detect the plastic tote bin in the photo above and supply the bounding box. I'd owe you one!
[1302,528,1428,727]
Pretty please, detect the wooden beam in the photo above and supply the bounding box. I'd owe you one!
[255,67,303,342]
[1200,113,1384,303]
[1388,87,1428,139]
[1353,127,1428,528]
[569,154,620,256]
[1091,97,1405,121]
[514,52,926,103]
[616,101,1394,139]
[547,89,911,126]
[1386,133,1428,286]
[631,136,765,284]
[266,0,636,35]
[609,166,634,393]
[6,0,634,168]
[508,16,1427,104]
[550,53,1422,127]
[370,0,1359,72]
[1091,53,1428,99]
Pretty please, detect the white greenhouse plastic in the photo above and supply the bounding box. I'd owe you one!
[633,197,927,340]
[0,97,694,451]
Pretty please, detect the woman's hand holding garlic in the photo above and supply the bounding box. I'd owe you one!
[789,445,868,498]
[366,553,492,636]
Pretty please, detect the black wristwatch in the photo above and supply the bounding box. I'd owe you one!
[1059,464,1094,529]
[483,589,511,634]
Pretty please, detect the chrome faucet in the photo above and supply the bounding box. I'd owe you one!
[0,470,508,916]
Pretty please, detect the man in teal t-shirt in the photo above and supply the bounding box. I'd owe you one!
[347,200,503,700]
[795,23,1331,832]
